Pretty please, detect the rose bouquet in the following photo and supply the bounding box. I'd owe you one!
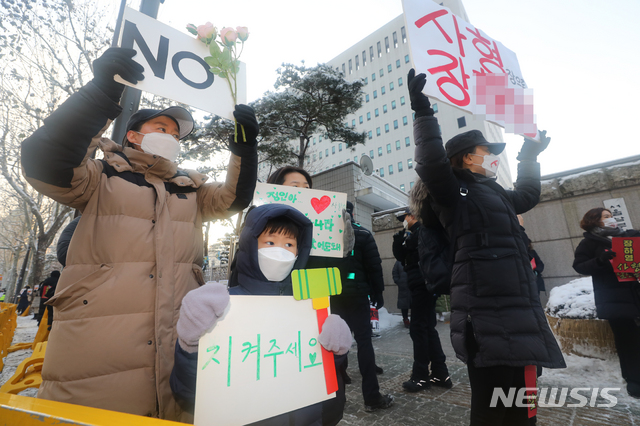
[187,22,249,141]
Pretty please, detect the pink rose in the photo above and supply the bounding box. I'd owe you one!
[220,27,238,46]
[236,26,249,42]
[197,22,216,41]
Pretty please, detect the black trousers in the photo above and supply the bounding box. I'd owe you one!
[409,285,448,380]
[330,294,380,404]
[466,322,533,426]
[608,318,640,386]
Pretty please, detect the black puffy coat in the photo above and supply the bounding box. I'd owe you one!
[413,115,565,369]
[392,222,425,290]
[573,230,640,320]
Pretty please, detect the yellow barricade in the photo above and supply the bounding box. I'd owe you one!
[0,393,184,426]
[0,303,18,371]
[0,342,46,394]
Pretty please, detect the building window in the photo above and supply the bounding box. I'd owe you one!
[332,146,335,154]
[377,41,382,57]
[458,116,467,128]
[404,54,410,63]
[379,167,384,177]
[325,149,329,156]
[339,143,343,151]
[392,100,396,109]
[383,104,388,114]
[381,86,386,95]
[364,77,368,85]
[369,150,374,158]
[410,181,414,189]
[393,31,398,48]
[339,161,343,165]
[319,151,322,159]
[375,108,379,117]
[386,143,392,153]
[354,156,357,161]
[395,140,401,150]
[389,164,394,175]
[372,72,376,82]
[368,131,372,140]
[313,137,316,145]
[389,82,394,91]
[373,90,378,99]
[398,161,404,172]
[400,96,406,105]
[408,158,413,169]
[359,115,363,124]
[376,127,381,136]
[394,120,399,129]
[362,51,367,66]
[342,63,345,75]
[313,154,316,161]
[401,26,407,43]
[378,147,383,157]
[306,155,310,164]
[400,184,405,191]
[405,136,411,146]
[403,116,408,126]
[379,68,384,77]
[351,119,356,127]
[385,124,389,133]
[385,36,390,53]
[366,94,370,103]
[387,64,392,73]
[398,77,403,86]
[355,55,359,70]
[370,46,374,61]
[348,59,352,74]
[396,59,401,68]
[319,135,323,142]
[367,112,371,121]
[433,103,438,113]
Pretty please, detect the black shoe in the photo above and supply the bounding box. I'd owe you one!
[430,373,453,389]
[402,378,431,392]
[375,365,383,374]
[628,381,640,398]
[343,372,352,385]
[364,393,394,412]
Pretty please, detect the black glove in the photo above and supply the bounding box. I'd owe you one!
[229,104,259,157]
[91,47,144,102]
[370,293,384,310]
[393,230,405,242]
[597,249,616,265]
[407,69,433,118]
[516,130,551,161]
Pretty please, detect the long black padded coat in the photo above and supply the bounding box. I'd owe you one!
[573,230,640,320]
[413,115,565,369]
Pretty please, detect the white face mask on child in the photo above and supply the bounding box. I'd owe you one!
[258,247,298,282]
[131,132,181,163]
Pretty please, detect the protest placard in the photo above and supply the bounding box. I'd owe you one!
[402,0,536,137]
[117,7,246,120]
[611,237,640,282]
[195,296,334,426]
[253,183,348,258]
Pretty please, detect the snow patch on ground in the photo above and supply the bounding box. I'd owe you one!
[546,277,597,319]
[377,307,403,330]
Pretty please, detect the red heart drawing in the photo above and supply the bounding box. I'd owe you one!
[311,195,331,214]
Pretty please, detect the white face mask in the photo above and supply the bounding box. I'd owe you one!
[403,220,409,229]
[602,217,618,228]
[471,153,500,177]
[131,132,181,163]
[257,247,298,282]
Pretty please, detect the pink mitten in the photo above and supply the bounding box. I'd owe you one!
[319,314,352,355]
[177,282,230,353]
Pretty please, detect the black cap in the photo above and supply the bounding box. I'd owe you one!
[445,130,505,159]
[346,201,354,216]
[124,106,194,145]
[396,207,410,222]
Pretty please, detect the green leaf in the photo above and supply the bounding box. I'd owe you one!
[209,42,221,57]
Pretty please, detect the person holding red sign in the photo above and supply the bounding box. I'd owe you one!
[408,68,565,425]
[573,208,640,398]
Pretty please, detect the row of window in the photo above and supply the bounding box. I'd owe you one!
[399,182,415,192]
[377,158,413,177]
[340,27,408,75]
[366,117,410,139]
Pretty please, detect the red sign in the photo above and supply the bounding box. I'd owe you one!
[611,237,640,282]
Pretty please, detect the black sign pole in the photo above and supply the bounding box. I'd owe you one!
[110,0,165,145]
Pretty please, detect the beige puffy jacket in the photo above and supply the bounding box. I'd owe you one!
[21,82,257,420]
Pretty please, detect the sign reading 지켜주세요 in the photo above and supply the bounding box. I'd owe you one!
[195,296,334,426]
[253,183,347,258]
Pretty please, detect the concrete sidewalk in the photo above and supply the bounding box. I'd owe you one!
[337,316,640,426]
